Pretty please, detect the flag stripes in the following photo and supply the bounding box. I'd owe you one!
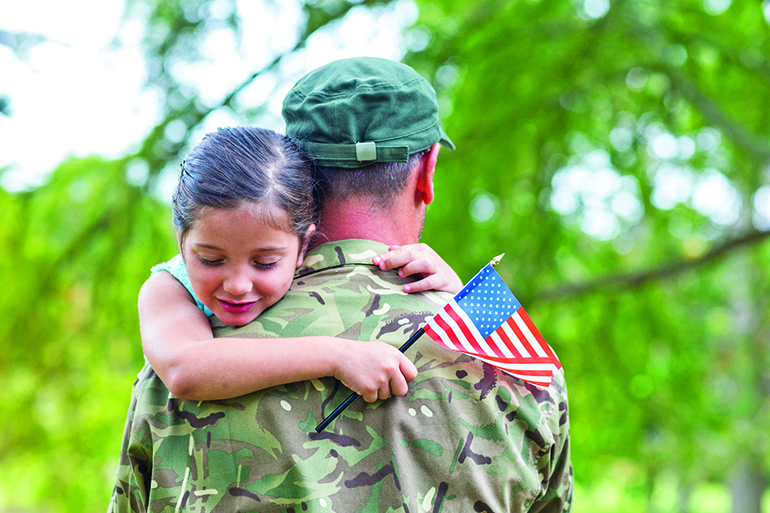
[423,263,561,388]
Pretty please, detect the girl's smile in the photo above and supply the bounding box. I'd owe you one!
[217,299,258,313]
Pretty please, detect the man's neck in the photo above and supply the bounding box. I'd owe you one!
[311,198,420,249]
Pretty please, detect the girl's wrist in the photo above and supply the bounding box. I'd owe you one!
[320,336,349,377]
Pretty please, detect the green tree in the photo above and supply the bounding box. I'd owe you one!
[2,0,769,511]
[0,155,177,510]
[408,0,770,511]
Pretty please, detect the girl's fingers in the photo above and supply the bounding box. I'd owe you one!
[373,244,435,271]
[372,243,462,294]
[378,386,392,401]
[403,275,439,293]
[342,342,419,403]
[390,375,408,397]
[398,258,437,278]
[391,360,417,396]
[374,248,412,270]
[403,361,418,382]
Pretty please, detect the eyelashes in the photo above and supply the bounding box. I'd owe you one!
[197,256,277,270]
[197,256,222,267]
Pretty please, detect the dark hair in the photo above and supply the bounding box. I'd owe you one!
[172,127,315,244]
[313,150,427,209]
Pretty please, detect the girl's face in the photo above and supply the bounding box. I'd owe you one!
[181,204,312,327]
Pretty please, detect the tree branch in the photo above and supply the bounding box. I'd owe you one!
[137,0,396,177]
[662,65,770,161]
[535,230,770,301]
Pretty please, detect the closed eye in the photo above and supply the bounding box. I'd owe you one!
[254,261,277,270]
[198,256,223,266]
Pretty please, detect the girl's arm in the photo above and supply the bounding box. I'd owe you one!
[373,243,463,294]
[139,271,417,402]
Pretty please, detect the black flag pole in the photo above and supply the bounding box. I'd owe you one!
[314,328,425,433]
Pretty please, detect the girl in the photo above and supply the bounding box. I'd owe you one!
[139,126,462,403]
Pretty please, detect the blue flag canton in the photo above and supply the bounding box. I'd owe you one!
[455,264,521,339]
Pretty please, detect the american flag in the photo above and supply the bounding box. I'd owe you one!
[423,261,561,387]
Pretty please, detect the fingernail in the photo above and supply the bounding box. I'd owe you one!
[372,256,380,264]
[404,285,411,292]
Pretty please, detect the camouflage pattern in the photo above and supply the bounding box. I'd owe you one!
[109,239,572,512]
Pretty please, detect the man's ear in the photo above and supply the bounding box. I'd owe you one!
[415,143,440,206]
[297,224,316,267]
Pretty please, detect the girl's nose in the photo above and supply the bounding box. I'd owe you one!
[223,270,253,296]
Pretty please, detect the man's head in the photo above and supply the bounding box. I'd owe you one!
[282,57,453,209]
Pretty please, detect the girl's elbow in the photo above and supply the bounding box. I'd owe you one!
[161,365,204,400]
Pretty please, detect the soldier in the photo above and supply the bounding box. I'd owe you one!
[110,57,572,512]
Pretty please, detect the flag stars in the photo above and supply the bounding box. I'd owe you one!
[425,263,559,388]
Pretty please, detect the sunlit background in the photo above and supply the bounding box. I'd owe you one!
[2,0,769,511]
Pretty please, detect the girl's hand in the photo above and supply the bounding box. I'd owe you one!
[333,340,418,403]
[373,243,463,294]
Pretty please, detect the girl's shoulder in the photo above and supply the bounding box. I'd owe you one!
[150,255,213,317]
[151,254,186,276]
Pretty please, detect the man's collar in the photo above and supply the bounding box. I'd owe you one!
[297,239,389,277]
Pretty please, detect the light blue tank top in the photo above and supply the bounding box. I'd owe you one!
[151,254,214,318]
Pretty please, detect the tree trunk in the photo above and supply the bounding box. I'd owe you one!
[729,459,766,513]
[677,482,691,513]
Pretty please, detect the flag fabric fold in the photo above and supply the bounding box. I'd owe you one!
[423,263,561,387]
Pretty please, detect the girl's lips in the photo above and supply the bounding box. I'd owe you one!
[217,299,257,313]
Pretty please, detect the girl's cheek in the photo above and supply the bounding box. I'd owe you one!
[281,267,297,291]
[189,267,219,294]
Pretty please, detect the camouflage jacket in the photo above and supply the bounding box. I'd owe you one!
[109,239,572,513]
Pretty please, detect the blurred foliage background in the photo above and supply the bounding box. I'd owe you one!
[2,0,770,511]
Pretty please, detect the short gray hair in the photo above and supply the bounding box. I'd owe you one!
[313,150,426,209]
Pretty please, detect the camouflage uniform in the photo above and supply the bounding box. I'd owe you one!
[109,239,572,513]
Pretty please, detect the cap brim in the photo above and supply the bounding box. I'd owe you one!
[439,126,455,151]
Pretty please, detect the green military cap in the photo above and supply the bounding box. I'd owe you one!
[282,57,455,168]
